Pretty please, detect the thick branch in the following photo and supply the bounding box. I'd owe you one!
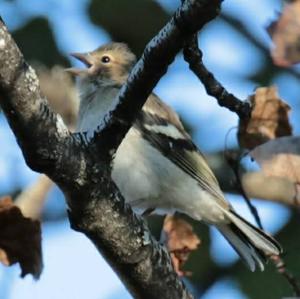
[0,1,223,298]
[0,21,69,173]
[67,176,193,299]
[91,0,223,157]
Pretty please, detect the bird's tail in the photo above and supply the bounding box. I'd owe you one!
[217,209,282,272]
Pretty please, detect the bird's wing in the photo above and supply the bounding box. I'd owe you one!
[134,94,228,208]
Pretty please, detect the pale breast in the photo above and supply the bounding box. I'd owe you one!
[111,128,161,204]
[111,128,226,223]
[77,85,120,132]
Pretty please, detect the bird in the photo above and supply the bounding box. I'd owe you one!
[66,42,282,271]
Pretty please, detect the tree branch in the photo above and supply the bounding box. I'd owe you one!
[91,0,223,157]
[226,153,300,296]
[0,0,222,297]
[225,152,263,229]
[183,34,251,119]
[0,23,69,174]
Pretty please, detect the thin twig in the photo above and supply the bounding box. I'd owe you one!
[183,34,251,119]
[225,151,263,229]
[271,255,300,296]
[226,151,300,296]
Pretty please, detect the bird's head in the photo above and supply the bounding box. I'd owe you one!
[66,42,136,86]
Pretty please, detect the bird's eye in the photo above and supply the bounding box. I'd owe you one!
[101,56,110,63]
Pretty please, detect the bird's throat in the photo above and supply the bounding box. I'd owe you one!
[77,84,120,132]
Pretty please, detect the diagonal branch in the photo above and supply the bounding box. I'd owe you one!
[183,34,251,119]
[0,0,223,298]
[0,20,69,174]
[90,0,223,156]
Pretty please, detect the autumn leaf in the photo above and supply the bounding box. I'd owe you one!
[0,196,43,279]
[238,86,292,150]
[161,215,200,277]
[267,0,300,66]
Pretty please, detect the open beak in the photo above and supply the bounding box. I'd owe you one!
[65,52,93,76]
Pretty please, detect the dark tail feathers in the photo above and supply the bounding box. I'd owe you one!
[217,210,282,271]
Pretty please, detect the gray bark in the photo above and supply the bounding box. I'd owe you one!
[0,1,223,298]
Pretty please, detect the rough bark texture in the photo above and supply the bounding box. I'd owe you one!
[0,1,223,298]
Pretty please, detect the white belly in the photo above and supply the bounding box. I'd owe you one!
[111,128,226,223]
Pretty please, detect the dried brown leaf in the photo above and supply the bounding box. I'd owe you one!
[267,0,300,66]
[238,86,292,150]
[0,248,10,266]
[250,136,300,184]
[0,196,43,279]
[161,215,200,277]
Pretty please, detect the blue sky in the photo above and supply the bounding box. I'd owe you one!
[0,0,295,298]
